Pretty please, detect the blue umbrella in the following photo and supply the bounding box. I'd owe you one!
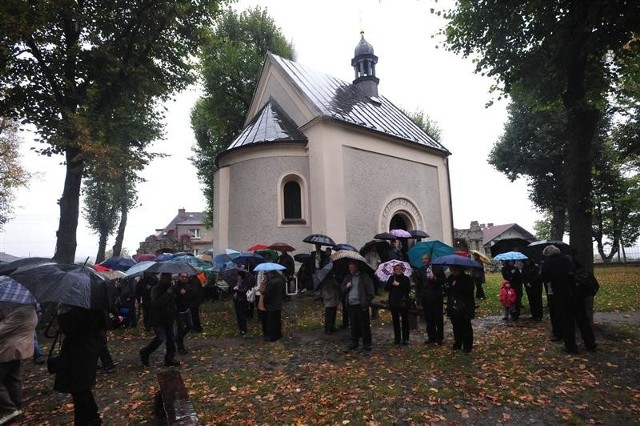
[124,261,156,278]
[232,252,266,270]
[407,241,455,268]
[494,251,528,261]
[253,262,286,272]
[100,256,136,272]
[432,254,483,269]
[0,276,36,304]
[154,253,175,262]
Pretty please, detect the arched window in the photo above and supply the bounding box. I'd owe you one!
[283,181,302,219]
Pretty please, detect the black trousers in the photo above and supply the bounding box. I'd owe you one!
[324,306,337,333]
[548,294,562,339]
[141,324,176,363]
[525,282,543,320]
[390,306,410,343]
[71,390,101,425]
[348,305,372,348]
[560,298,596,351]
[266,310,282,340]
[450,316,473,352]
[421,299,444,343]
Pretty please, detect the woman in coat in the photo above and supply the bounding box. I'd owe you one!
[385,264,412,345]
[444,266,475,353]
[53,305,106,425]
[232,270,252,336]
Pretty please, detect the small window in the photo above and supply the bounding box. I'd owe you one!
[283,181,302,219]
[189,228,201,239]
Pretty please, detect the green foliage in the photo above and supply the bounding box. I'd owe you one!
[0,118,30,229]
[0,0,224,262]
[191,6,295,224]
[402,108,442,142]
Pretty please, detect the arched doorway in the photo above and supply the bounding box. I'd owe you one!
[389,214,409,231]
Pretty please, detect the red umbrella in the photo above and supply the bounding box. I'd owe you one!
[247,243,269,252]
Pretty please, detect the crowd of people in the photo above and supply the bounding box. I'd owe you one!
[0,241,599,425]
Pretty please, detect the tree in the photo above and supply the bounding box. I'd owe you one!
[488,90,568,240]
[0,0,223,263]
[442,1,640,269]
[402,109,442,142]
[191,7,295,224]
[0,118,30,229]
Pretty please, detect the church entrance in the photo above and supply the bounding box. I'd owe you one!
[389,214,408,231]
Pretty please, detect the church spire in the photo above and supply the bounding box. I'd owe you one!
[351,32,379,97]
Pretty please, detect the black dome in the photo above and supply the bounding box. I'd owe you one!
[354,33,374,56]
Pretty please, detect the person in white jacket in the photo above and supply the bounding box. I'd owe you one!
[0,303,38,425]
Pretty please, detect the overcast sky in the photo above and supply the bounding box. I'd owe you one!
[0,0,539,261]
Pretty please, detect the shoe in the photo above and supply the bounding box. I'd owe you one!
[549,336,562,342]
[164,360,181,367]
[394,340,401,345]
[0,410,22,425]
[425,339,436,344]
[402,341,409,346]
[139,350,149,366]
[363,346,372,352]
[502,317,509,321]
[178,348,189,355]
[103,365,116,373]
[564,347,579,355]
[34,355,47,364]
[585,344,598,352]
[436,340,444,345]
[452,344,461,351]
[347,344,358,351]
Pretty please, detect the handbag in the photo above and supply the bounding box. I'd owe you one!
[47,330,66,374]
[246,286,257,303]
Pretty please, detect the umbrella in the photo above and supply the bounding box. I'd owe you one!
[294,253,312,263]
[100,256,136,272]
[0,276,36,304]
[255,249,278,262]
[124,261,156,278]
[333,243,359,252]
[169,255,212,271]
[313,261,334,290]
[9,262,115,310]
[253,262,286,272]
[97,269,127,281]
[374,260,412,282]
[329,250,373,274]
[0,257,54,276]
[489,238,532,257]
[247,243,269,252]
[145,261,199,275]
[359,239,388,256]
[133,253,156,262]
[268,242,296,252]
[232,252,267,270]
[494,251,528,261]
[407,241,455,268]
[303,234,336,246]
[524,240,577,261]
[219,266,255,287]
[373,232,395,240]
[432,254,483,269]
[225,248,241,259]
[154,253,175,262]
[469,250,492,265]
[197,253,213,262]
[390,229,412,238]
[408,229,430,239]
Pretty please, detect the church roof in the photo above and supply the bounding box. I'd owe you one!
[227,98,307,150]
[482,223,536,245]
[269,53,449,154]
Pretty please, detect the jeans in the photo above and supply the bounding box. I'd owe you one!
[348,305,372,348]
[141,324,176,363]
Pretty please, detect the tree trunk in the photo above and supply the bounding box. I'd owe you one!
[96,231,108,264]
[549,206,566,241]
[112,201,128,257]
[53,147,83,263]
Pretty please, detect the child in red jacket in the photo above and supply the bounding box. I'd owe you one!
[499,280,517,320]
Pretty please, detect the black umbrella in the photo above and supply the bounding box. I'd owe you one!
[231,252,267,271]
[359,239,389,256]
[303,234,336,246]
[408,229,429,239]
[333,243,359,252]
[0,257,53,276]
[145,261,199,276]
[489,238,532,257]
[373,232,395,240]
[524,240,577,261]
[294,253,312,263]
[9,262,116,310]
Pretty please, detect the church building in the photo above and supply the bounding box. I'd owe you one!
[212,34,453,251]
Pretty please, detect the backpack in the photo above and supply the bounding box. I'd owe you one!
[573,269,600,297]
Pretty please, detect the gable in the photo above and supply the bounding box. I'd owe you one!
[482,223,536,245]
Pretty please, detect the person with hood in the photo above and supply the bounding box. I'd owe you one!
[385,263,412,345]
[342,261,375,352]
[52,305,106,425]
[139,273,180,367]
[540,245,597,354]
[444,265,475,353]
[0,303,38,425]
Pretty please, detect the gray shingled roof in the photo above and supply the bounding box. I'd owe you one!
[269,53,449,154]
[227,98,307,150]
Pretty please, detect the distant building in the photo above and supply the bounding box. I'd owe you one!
[137,209,213,255]
[212,34,453,251]
[454,221,536,256]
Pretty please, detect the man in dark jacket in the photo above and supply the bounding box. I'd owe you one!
[540,245,597,354]
[413,254,445,344]
[263,271,285,341]
[341,261,375,352]
[139,273,180,366]
[173,273,194,355]
[136,272,158,331]
[444,266,475,353]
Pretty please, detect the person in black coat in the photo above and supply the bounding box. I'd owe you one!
[523,259,543,321]
[444,266,475,353]
[413,255,445,344]
[262,271,285,341]
[232,270,252,336]
[540,245,597,354]
[385,264,411,345]
[188,275,205,333]
[53,305,106,425]
[136,272,158,331]
[174,273,194,355]
[139,273,180,366]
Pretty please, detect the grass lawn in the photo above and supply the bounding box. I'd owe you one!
[19,265,640,425]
